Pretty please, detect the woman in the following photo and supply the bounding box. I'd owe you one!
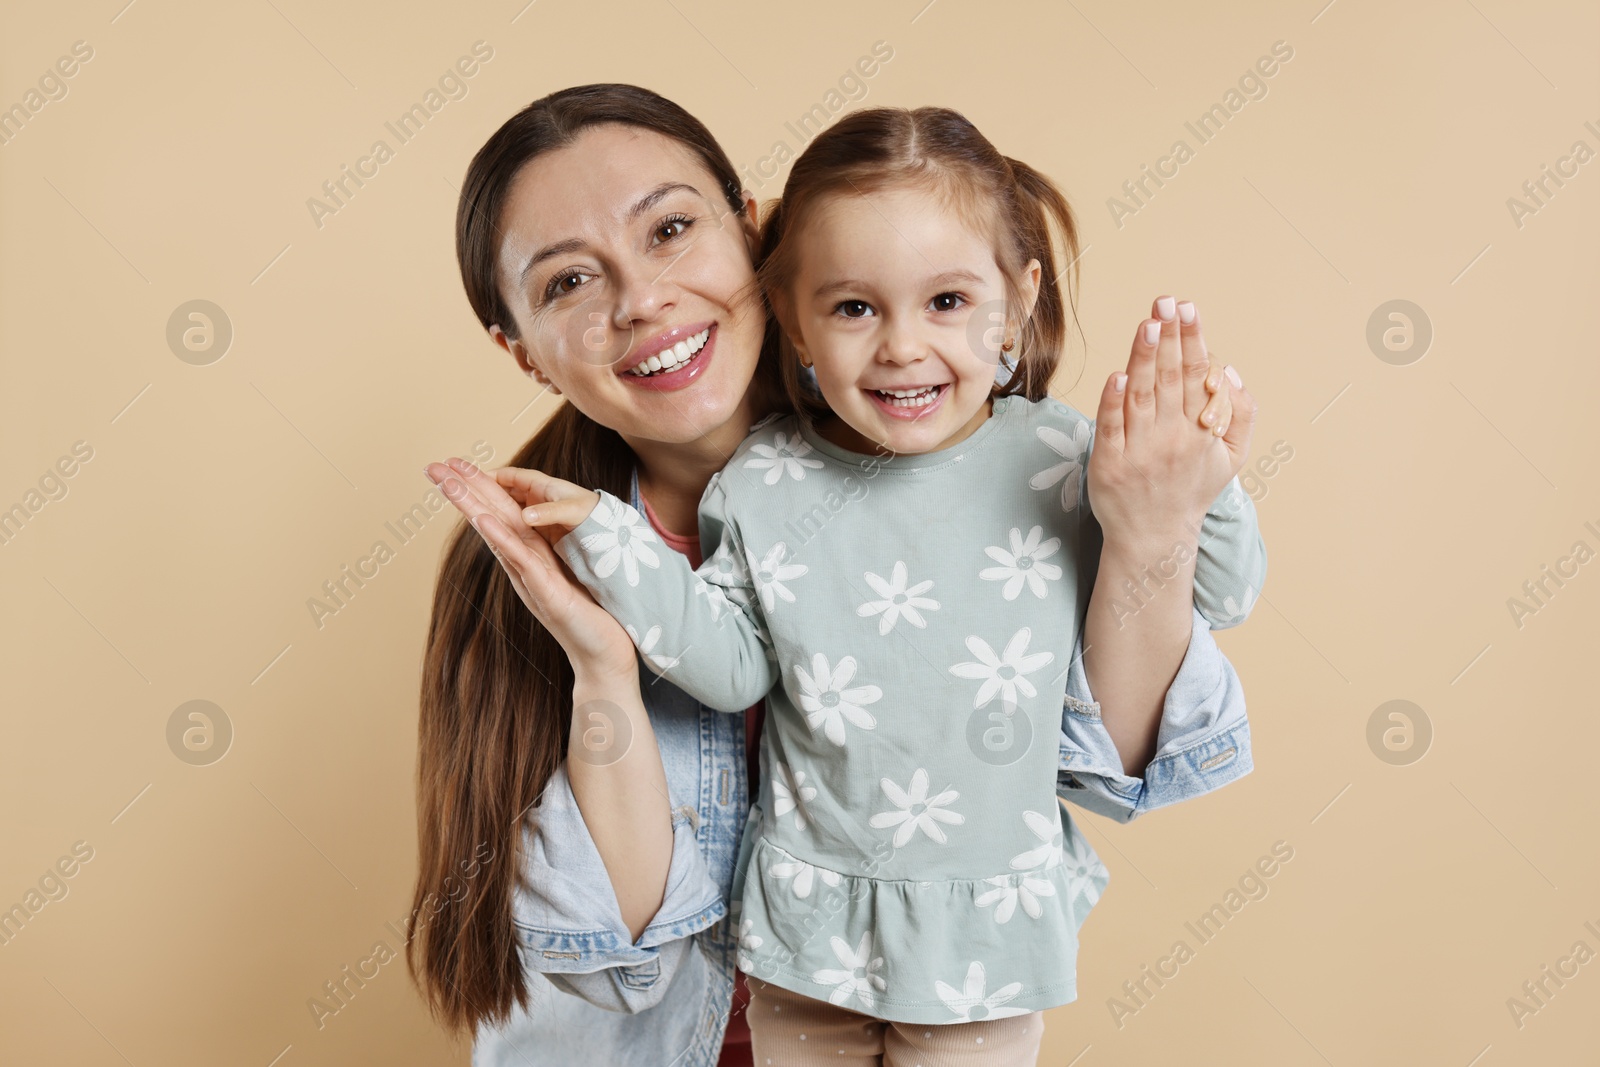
[408,84,1263,1067]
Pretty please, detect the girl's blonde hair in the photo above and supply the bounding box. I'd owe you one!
[756,106,1083,422]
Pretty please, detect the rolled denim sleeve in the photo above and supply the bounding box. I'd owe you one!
[510,761,727,1014]
[1055,606,1253,822]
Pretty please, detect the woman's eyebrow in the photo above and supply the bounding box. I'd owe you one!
[518,238,584,287]
[627,181,699,220]
[516,183,703,288]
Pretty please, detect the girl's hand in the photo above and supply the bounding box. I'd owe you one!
[1087,296,1256,547]
[491,468,601,542]
[424,458,630,674]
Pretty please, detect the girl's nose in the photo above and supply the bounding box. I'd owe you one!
[878,318,927,366]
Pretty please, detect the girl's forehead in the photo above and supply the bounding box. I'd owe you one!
[795,185,1004,278]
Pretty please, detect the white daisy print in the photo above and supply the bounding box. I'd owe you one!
[747,542,807,613]
[948,628,1054,709]
[622,624,681,672]
[579,497,661,587]
[934,961,1029,1021]
[1218,583,1260,625]
[1062,823,1108,922]
[769,855,842,899]
[743,431,823,484]
[794,653,880,745]
[1029,421,1091,512]
[691,579,730,622]
[979,526,1064,601]
[704,541,742,582]
[812,930,886,1009]
[1010,809,1066,871]
[735,918,763,971]
[869,768,964,847]
[771,761,817,831]
[974,871,1056,923]
[856,562,940,635]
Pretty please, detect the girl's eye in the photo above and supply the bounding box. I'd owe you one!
[835,300,874,319]
[653,214,694,244]
[930,292,965,312]
[545,270,594,300]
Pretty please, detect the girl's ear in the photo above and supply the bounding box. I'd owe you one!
[1017,257,1043,324]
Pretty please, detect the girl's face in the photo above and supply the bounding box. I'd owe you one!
[491,124,768,448]
[783,184,1039,457]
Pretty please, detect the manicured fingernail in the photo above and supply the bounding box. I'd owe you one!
[523,507,539,523]
[1225,365,1242,388]
[1156,296,1176,321]
[470,515,485,532]
[1143,321,1159,345]
[1114,372,1128,392]
[1213,422,1227,436]
[1202,409,1215,426]
[1177,301,1195,324]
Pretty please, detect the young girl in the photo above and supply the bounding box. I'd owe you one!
[516,107,1263,1062]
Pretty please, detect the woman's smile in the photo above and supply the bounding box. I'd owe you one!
[619,322,717,391]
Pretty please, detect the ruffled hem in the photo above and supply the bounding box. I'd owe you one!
[732,833,1108,1024]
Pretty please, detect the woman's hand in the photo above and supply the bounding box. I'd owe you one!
[1087,296,1256,549]
[424,457,631,674]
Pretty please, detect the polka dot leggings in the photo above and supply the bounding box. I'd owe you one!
[745,977,1044,1066]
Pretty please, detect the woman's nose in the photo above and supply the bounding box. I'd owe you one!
[611,259,677,326]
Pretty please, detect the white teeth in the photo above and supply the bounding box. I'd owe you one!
[874,385,941,407]
[627,329,711,376]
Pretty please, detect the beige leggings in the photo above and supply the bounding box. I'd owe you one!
[745,976,1044,1066]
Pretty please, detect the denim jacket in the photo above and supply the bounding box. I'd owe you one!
[474,463,1264,1067]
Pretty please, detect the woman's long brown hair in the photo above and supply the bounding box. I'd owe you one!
[407,84,762,1034]
[756,106,1084,423]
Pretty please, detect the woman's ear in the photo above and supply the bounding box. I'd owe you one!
[738,191,761,259]
[489,324,561,394]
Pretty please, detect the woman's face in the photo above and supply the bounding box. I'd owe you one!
[491,124,768,447]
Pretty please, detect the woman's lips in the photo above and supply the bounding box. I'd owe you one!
[619,325,717,392]
[865,383,947,421]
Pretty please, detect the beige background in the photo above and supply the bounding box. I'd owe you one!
[2,0,1596,1063]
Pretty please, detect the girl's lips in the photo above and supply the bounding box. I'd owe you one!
[619,325,716,392]
[865,383,948,421]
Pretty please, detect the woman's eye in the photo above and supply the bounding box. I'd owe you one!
[654,215,694,244]
[545,270,593,300]
[930,292,965,312]
[835,300,873,318]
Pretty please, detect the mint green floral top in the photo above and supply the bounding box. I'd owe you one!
[556,394,1265,1024]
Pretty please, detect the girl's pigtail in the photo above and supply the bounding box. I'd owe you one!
[1002,156,1084,402]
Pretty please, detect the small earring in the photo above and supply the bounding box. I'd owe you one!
[798,352,813,369]
[1001,337,1016,353]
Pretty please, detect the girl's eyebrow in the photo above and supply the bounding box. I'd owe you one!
[517,183,702,287]
[812,269,986,298]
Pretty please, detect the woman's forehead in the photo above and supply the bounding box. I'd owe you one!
[507,125,716,233]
